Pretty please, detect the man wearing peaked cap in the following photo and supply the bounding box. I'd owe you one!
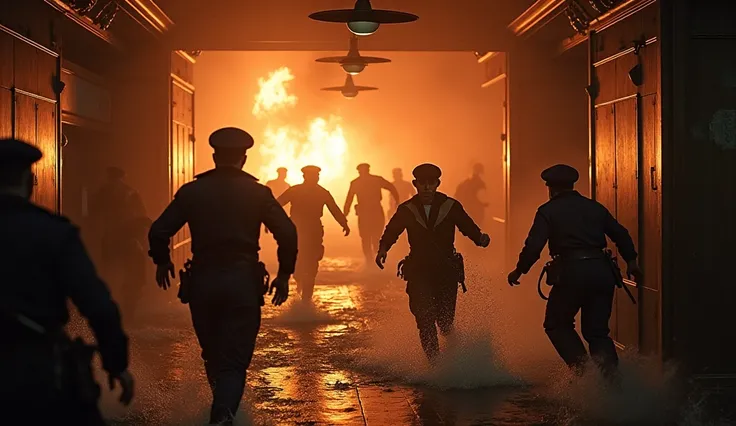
[208,127,255,149]
[265,166,290,200]
[412,163,442,181]
[0,137,42,166]
[277,164,349,302]
[390,167,415,214]
[148,127,296,425]
[376,162,491,363]
[301,165,321,174]
[1,137,134,422]
[508,163,642,384]
[540,164,579,188]
[344,162,400,265]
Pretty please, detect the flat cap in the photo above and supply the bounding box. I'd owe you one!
[209,127,254,149]
[412,163,442,181]
[541,164,579,187]
[0,138,42,167]
[301,165,321,174]
[276,167,287,173]
[356,163,370,171]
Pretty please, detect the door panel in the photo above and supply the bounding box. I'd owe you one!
[13,39,39,95]
[15,93,58,211]
[594,103,617,335]
[36,99,57,211]
[613,96,639,350]
[595,104,616,214]
[0,88,11,138]
[170,81,194,272]
[0,32,12,89]
[640,94,661,356]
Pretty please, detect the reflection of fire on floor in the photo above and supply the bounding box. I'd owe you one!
[100,258,728,425]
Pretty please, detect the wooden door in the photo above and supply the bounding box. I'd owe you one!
[0,88,11,138]
[594,103,618,337]
[14,92,58,211]
[613,96,639,350]
[499,81,509,270]
[170,79,195,271]
[640,93,661,356]
[594,96,640,350]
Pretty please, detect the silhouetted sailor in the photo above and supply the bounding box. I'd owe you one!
[507,164,642,381]
[278,165,350,301]
[454,163,488,228]
[344,163,399,265]
[148,127,297,425]
[0,139,133,424]
[376,164,490,361]
[390,167,415,213]
[90,166,149,321]
[265,167,291,199]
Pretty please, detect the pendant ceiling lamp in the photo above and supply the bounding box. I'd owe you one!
[309,0,418,36]
[315,35,390,75]
[321,74,378,98]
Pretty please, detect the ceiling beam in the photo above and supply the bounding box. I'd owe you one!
[118,0,174,36]
[507,0,567,38]
[43,0,120,46]
[158,0,518,52]
[558,0,657,53]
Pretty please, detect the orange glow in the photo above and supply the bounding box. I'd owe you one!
[253,67,349,187]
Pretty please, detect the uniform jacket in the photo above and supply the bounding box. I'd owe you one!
[0,194,128,376]
[148,167,297,276]
[516,190,637,274]
[379,192,484,260]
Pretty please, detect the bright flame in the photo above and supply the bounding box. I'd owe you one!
[253,67,349,188]
[252,67,297,117]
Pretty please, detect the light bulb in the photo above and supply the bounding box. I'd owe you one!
[347,21,380,36]
[342,90,358,98]
[342,63,366,75]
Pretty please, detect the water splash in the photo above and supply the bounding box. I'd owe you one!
[271,298,336,326]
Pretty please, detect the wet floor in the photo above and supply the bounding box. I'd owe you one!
[86,256,731,425]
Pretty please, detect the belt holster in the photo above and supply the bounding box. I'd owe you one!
[178,259,193,304]
[397,255,412,281]
[257,261,270,306]
[537,256,560,300]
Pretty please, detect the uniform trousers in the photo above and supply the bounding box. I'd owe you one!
[543,257,618,377]
[190,262,262,425]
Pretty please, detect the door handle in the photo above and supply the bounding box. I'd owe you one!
[650,166,658,191]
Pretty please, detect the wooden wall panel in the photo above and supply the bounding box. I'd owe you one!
[595,61,617,105]
[593,3,660,64]
[0,88,11,138]
[592,1,661,358]
[594,104,616,214]
[35,99,57,211]
[15,93,57,211]
[615,53,639,100]
[639,42,660,97]
[640,93,661,356]
[171,52,194,85]
[613,97,639,350]
[37,51,56,101]
[14,93,36,143]
[13,40,39,95]
[171,81,195,270]
[614,98,639,252]
[0,32,12,89]
[595,103,618,339]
